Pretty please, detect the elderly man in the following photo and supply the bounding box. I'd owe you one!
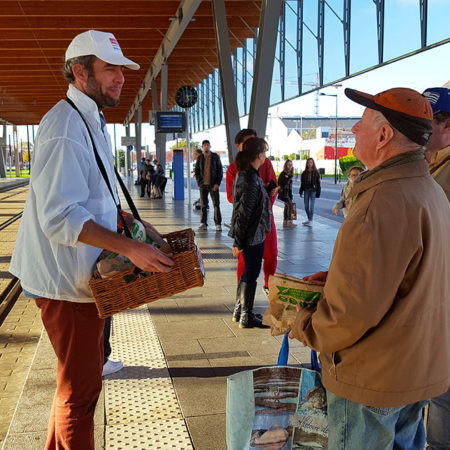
[9,30,173,448]
[423,86,450,450]
[290,87,450,449]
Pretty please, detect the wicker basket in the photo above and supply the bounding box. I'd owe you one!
[89,228,205,318]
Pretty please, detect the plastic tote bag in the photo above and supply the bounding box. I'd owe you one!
[226,333,327,449]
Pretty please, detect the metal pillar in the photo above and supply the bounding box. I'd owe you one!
[420,0,428,48]
[135,106,142,181]
[151,76,167,167]
[279,1,286,102]
[212,0,241,162]
[317,0,325,87]
[296,0,303,94]
[125,125,131,176]
[343,0,351,76]
[375,0,385,64]
[185,109,191,205]
[0,124,6,178]
[159,64,168,167]
[13,126,20,177]
[248,0,284,138]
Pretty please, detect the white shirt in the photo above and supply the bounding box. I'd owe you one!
[9,85,119,302]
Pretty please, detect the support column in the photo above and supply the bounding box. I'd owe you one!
[13,126,20,177]
[135,106,142,181]
[248,0,284,138]
[125,125,131,176]
[212,0,241,163]
[159,64,168,168]
[0,124,7,178]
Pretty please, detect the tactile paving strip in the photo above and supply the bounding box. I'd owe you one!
[106,420,193,449]
[104,305,192,447]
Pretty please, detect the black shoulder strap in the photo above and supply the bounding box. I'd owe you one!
[65,98,141,237]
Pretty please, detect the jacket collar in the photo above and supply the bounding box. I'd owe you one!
[350,150,429,197]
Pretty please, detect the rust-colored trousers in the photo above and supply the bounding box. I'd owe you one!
[237,217,278,287]
[35,298,104,450]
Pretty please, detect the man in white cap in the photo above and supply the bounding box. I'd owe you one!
[9,30,173,449]
[290,87,449,449]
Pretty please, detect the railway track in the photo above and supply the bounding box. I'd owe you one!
[0,182,28,324]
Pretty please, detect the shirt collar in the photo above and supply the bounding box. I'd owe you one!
[67,84,102,131]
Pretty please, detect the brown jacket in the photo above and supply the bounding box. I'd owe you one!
[292,154,450,407]
[430,145,450,201]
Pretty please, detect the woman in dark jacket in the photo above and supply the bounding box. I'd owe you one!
[299,157,321,226]
[278,159,296,228]
[229,137,271,328]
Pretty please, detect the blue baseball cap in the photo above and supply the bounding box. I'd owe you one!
[422,87,450,115]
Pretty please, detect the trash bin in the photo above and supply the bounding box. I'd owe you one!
[172,149,184,200]
[318,168,325,179]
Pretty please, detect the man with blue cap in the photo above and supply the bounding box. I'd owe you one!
[423,86,450,450]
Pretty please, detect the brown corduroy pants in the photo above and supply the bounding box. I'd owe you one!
[35,298,104,450]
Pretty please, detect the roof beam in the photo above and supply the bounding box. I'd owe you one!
[124,0,203,125]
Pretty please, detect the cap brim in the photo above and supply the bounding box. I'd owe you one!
[344,88,378,110]
[101,54,140,70]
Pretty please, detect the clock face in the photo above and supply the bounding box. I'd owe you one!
[175,85,198,108]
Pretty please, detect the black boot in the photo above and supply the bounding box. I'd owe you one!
[239,282,269,329]
[232,281,242,322]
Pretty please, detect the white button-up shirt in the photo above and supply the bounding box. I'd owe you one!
[9,84,119,302]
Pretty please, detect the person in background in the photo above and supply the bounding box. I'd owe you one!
[140,158,154,197]
[8,30,174,449]
[423,86,450,450]
[226,129,278,297]
[290,87,449,449]
[153,158,164,176]
[194,139,223,231]
[299,157,321,226]
[332,165,364,218]
[229,137,271,328]
[278,159,296,227]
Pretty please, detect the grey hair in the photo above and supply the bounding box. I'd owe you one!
[62,55,96,83]
[372,110,424,152]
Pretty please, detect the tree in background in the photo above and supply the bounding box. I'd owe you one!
[339,155,365,176]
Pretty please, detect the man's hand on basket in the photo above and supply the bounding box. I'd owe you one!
[126,241,174,273]
[303,271,328,282]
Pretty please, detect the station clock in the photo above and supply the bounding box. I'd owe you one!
[175,85,198,108]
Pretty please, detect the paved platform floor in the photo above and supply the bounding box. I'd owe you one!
[1,177,341,449]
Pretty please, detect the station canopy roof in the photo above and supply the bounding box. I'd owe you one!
[0,1,262,125]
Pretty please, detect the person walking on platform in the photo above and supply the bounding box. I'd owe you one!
[422,86,450,450]
[140,158,154,197]
[299,157,321,226]
[195,139,223,231]
[332,165,364,218]
[290,87,450,450]
[226,129,278,296]
[9,30,174,450]
[278,159,296,227]
[229,137,271,328]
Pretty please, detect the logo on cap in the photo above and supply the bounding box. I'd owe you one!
[423,91,440,105]
[109,38,121,52]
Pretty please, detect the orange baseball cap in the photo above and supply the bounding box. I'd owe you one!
[345,87,433,145]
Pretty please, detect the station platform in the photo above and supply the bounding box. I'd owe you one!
[0,177,340,449]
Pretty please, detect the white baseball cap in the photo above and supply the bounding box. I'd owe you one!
[65,30,140,70]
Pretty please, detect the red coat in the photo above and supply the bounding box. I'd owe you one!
[226,158,277,206]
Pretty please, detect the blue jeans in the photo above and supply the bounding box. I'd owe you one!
[304,189,316,221]
[427,387,450,449]
[327,390,427,450]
